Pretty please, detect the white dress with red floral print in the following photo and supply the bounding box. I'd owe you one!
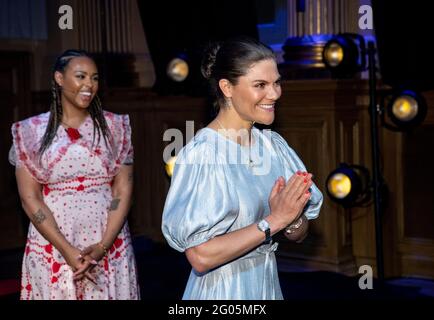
[9,111,140,300]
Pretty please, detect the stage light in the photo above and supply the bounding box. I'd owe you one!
[323,36,392,279]
[165,156,177,178]
[327,173,352,199]
[323,42,344,67]
[326,164,371,207]
[151,48,206,96]
[167,57,189,82]
[386,90,427,129]
[322,33,366,77]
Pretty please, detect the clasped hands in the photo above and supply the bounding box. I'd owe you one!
[268,171,313,242]
[65,243,108,284]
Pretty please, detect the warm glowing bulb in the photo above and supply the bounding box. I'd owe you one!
[167,58,189,82]
[324,43,344,67]
[165,156,177,177]
[392,96,418,121]
[327,173,352,199]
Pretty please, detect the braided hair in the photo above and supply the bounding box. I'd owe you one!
[38,50,112,157]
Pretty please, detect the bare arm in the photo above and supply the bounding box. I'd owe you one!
[100,165,133,249]
[185,214,287,273]
[15,167,73,257]
[73,165,133,279]
[186,173,313,273]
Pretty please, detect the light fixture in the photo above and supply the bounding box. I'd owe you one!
[323,42,344,67]
[165,156,177,178]
[322,33,366,78]
[323,33,408,280]
[326,163,371,208]
[151,48,206,96]
[166,57,189,82]
[383,90,427,130]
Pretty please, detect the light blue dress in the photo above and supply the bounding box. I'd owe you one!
[161,127,323,300]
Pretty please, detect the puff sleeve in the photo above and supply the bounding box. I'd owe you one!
[271,131,323,220]
[161,139,239,252]
[106,113,134,174]
[9,117,48,183]
[8,145,17,166]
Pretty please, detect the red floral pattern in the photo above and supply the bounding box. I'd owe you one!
[10,111,138,300]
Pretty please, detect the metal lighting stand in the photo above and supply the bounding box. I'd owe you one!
[367,41,385,281]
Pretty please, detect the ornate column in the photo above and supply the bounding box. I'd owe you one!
[287,0,362,37]
[76,0,132,53]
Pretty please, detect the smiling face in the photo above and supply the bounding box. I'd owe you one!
[54,56,99,111]
[222,58,281,126]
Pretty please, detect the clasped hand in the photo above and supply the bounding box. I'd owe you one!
[64,243,107,284]
[268,171,313,230]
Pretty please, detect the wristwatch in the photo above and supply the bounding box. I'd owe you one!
[257,219,272,243]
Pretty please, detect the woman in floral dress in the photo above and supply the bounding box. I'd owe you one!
[9,50,139,300]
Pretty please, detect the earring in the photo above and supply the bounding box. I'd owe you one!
[225,98,233,109]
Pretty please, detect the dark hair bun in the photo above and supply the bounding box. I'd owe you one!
[201,42,221,79]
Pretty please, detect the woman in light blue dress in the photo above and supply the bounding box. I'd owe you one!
[162,37,323,300]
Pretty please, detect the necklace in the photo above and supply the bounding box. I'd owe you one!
[215,118,255,168]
